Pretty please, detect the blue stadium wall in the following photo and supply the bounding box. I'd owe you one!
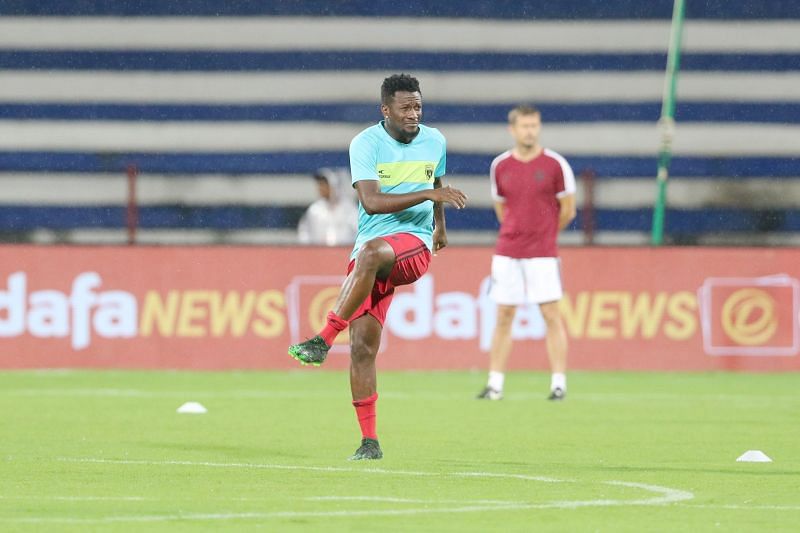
[3,1,800,18]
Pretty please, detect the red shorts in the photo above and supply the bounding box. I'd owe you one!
[347,233,432,326]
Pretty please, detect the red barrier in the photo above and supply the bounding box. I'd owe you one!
[0,245,798,371]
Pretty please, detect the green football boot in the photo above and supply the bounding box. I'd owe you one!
[288,335,330,366]
[348,438,383,461]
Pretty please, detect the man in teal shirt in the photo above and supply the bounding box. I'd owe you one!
[289,74,467,460]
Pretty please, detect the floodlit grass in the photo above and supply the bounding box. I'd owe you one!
[1,370,798,532]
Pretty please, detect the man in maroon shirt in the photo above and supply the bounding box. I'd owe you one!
[477,104,576,401]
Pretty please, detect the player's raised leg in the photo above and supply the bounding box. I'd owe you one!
[348,313,383,460]
[477,304,517,400]
[288,238,395,366]
[540,300,568,400]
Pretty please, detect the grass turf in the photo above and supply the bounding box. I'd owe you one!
[1,370,798,532]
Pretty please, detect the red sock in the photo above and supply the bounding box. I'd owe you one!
[352,392,378,440]
[319,311,348,346]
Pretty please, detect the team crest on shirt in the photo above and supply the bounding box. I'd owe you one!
[534,170,545,181]
[425,164,434,179]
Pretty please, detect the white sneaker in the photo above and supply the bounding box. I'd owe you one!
[548,387,565,401]
[476,386,503,400]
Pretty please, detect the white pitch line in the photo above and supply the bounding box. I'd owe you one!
[3,458,696,524]
[10,495,796,517]
[307,496,526,505]
[2,388,342,399]
[60,457,567,482]
[0,505,528,525]
[0,483,695,525]
[453,472,565,483]
[57,457,440,478]
[0,493,523,506]
[0,485,695,524]
[0,495,146,501]
[678,503,800,511]
[603,481,695,507]
[54,459,694,508]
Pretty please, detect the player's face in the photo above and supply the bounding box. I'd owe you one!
[509,113,542,149]
[382,91,422,139]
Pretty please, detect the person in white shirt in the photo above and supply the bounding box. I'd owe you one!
[297,167,359,246]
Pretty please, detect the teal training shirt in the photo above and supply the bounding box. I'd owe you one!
[349,121,447,259]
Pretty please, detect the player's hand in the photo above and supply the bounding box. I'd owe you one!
[432,226,447,255]
[430,184,467,209]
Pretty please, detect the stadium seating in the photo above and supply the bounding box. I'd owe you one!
[0,0,798,245]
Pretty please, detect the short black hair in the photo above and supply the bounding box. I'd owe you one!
[381,73,421,104]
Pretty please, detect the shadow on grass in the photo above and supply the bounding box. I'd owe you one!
[139,441,307,460]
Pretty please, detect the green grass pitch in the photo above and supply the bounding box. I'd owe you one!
[1,369,798,531]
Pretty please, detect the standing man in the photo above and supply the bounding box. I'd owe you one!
[288,74,467,460]
[476,104,576,402]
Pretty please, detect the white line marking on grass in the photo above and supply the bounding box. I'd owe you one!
[454,472,565,483]
[679,503,800,511]
[0,495,146,501]
[58,457,441,477]
[8,455,694,525]
[0,494,523,506]
[0,484,695,525]
[568,481,695,508]
[311,481,694,510]
[0,506,522,525]
[3,388,342,399]
[57,457,568,482]
[0,483,695,525]
[307,496,526,505]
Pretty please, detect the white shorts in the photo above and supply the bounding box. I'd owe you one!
[489,255,563,306]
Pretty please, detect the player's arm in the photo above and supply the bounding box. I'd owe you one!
[433,177,447,228]
[552,152,577,231]
[355,180,466,215]
[493,201,505,223]
[432,177,449,254]
[431,138,451,254]
[557,194,576,230]
[489,155,505,224]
